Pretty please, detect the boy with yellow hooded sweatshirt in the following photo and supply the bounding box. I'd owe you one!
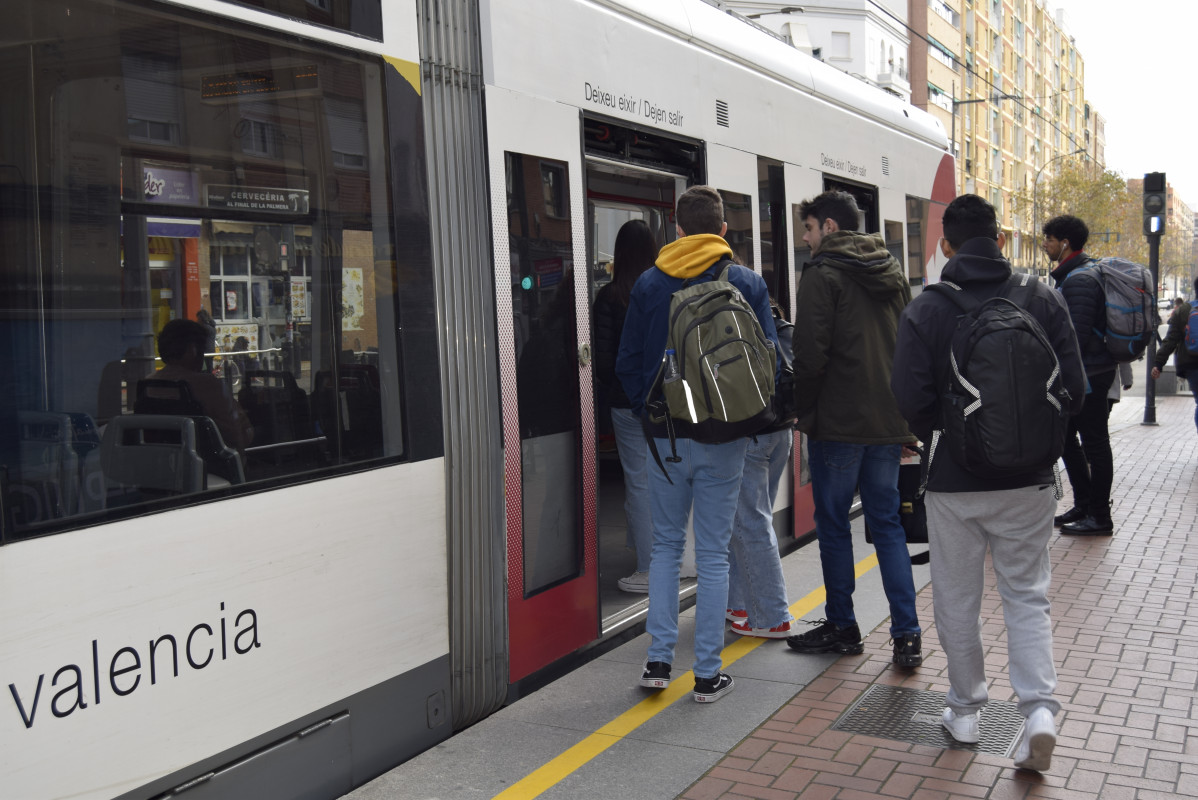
[616,185,779,703]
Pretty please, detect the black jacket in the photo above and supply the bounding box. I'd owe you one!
[592,281,632,408]
[1049,251,1117,377]
[1154,301,1196,378]
[892,237,1086,493]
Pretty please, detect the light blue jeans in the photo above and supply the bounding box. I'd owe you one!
[647,435,748,679]
[728,429,793,628]
[808,440,920,637]
[611,407,652,572]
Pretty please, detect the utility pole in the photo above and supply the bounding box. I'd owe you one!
[1142,172,1167,426]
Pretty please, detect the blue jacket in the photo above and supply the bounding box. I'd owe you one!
[615,234,779,429]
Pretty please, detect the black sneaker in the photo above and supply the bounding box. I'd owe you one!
[639,661,671,689]
[1053,506,1084,527]
[786,619,864,655]
[693,672,734,703]
[892,632,923,668]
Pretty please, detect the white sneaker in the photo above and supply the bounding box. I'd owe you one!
[941,708,980,743]
[617,571,650,593]
[1013,707,1056,772]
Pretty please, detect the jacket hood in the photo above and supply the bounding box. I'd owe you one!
[813,230,907,298]
[655,234,733,278]
[941,237,1013,285]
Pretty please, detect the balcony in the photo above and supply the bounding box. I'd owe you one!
[876,65,910,94]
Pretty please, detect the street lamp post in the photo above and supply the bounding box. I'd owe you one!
[1031,147,1086,270]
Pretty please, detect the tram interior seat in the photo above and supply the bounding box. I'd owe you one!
[238,369,312,446]
[7,410,103,529]
[312,363,383,460]
[100,415,206,499]
[132,379,245,486]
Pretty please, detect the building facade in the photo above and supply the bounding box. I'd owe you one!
[739,1,1095,275]
[910,0,1093,274]
[729,2,913,102]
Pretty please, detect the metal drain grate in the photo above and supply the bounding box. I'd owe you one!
[830,684,1024,756]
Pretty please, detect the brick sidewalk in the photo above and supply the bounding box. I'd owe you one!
[682,393,1198,800]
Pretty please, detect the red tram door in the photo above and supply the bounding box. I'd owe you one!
[491,97,601,683]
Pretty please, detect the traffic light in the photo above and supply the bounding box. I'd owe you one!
[1143,172,1167,236]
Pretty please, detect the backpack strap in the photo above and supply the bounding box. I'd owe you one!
[929,273,1034,310]
[926,279,975,312]
[682,256,736,289]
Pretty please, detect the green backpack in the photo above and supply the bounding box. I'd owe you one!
[646,260,776,451]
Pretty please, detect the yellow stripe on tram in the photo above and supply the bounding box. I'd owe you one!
[492,551,881,799]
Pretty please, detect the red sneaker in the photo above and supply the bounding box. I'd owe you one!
[725,608,748,623]
[731,620,793,639]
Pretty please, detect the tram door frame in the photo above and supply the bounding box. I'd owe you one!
[583,157,689,627]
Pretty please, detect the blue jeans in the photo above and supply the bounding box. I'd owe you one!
[728,429,792,628]
[808,440,920,637]
[647,435,748,679]
[611,407,653,572]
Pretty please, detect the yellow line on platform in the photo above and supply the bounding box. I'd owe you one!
[491,551,881,799]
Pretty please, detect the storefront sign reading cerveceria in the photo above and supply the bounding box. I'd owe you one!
[205,185,310,214]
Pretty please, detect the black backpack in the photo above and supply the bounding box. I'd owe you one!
[767,304,798,430]
[928,274,1072,479]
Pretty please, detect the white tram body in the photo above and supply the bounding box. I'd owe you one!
[0,2,951,798]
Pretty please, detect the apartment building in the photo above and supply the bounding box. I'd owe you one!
[735,1,1094,275]
[910,0,1093,273]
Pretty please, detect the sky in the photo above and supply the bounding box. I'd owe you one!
[1049,0,1198,209]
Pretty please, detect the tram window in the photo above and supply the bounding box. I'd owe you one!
[884,220,905,276]
[791,204,814,277]
[0,0,409,541]
[507,152,582,597]
[224,0,383,41]
[757,157,788,315]
[590,205,647,295]
[719,190,755,269]
[906,196,931,283]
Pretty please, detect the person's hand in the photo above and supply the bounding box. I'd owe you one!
[1151,366,1162,380]
[901,444,921,458]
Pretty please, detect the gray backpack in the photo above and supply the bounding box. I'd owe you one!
[1067,257,1158,362]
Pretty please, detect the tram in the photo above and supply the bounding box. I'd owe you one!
[0,1,953,798]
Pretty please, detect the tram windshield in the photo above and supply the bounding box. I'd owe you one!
[0,1,408,540]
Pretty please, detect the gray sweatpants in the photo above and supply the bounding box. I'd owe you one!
[926,485,1060,717]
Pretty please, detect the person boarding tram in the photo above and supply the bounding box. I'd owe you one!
[616,185,779,703]
[592,219,659,593]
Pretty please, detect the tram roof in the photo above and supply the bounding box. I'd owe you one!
[604,0,949,150]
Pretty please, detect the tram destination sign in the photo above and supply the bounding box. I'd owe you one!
[205,185,310,214]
